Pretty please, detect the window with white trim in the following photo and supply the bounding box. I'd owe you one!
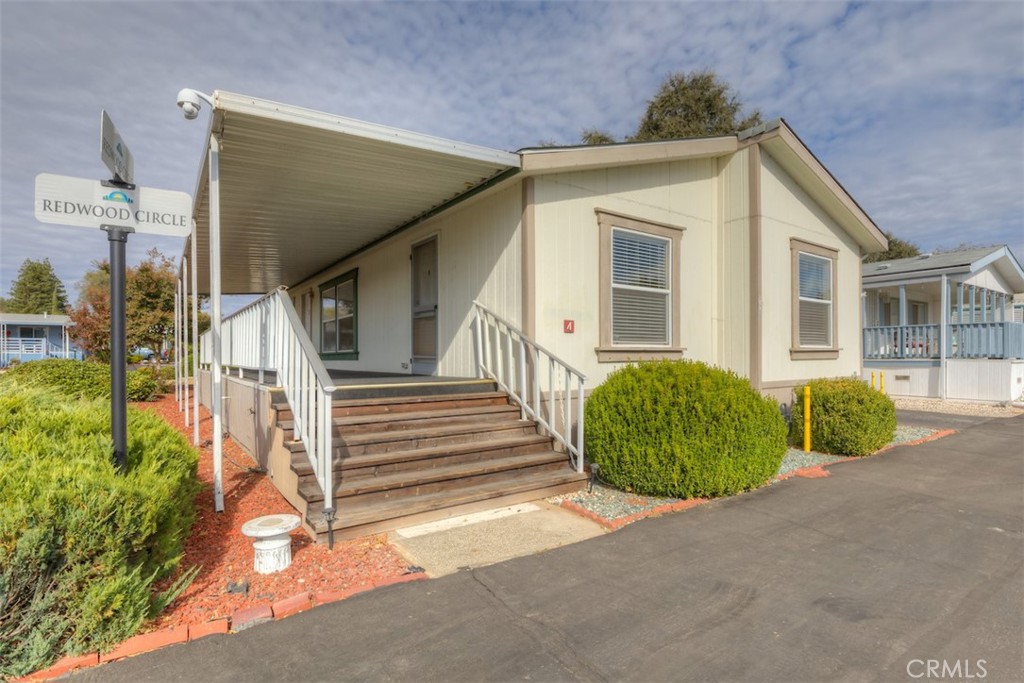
[790,238,838,359]
[611,228,671,345]
[597,210,685,362]
[798,252,832,346]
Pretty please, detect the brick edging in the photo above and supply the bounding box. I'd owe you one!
[15,572,428,681]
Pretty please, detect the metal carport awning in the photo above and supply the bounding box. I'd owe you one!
[176,90,520,514]
[187,90,521,295]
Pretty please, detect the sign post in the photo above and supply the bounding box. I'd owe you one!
[104,218,133,471]
[34,112,190,472]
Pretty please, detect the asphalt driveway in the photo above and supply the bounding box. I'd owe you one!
[70,416,1024,683]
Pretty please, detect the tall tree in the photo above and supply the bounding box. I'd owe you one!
[5,258,68,314]
[68,250,184,363]
[632,70,762,141]
[863,231,922,263]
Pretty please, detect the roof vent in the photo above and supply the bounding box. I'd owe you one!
[919,253,932,259]
[877,264,890,270]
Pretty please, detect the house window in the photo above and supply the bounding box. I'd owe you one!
[791,238,838,359]
[319,269,358,360]
[597,209,685,362]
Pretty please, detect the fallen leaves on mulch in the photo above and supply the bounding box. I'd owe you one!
[137,391,410,631]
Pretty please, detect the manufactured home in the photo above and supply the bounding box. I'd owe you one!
[174,92,887,541]
[0,312,81,366]
[862,246,1024,402]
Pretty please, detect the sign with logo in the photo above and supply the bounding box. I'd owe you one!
[35,173,191,237]
[100,110,134,184]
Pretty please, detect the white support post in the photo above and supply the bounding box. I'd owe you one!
[183,256,191,429]
[898,285,907,327]
[190,221,200,447]
[517,338,527,420]
[956,282,964,323]
[576,376,584,473]
[473,309,484,379]
[174,278,181,407]
[940,274,947,399]
[209,133,225,513]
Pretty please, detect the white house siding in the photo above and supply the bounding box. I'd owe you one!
[717,148,751,378]
[758,150,863,387]
[290,183,523,378]
[532,159,718,386]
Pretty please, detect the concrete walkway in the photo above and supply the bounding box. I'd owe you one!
[70,416,1024,683]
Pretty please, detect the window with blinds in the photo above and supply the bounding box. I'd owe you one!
[611,228,671,345]
[798,252,832,347]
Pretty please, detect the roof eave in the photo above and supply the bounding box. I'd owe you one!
[752,119,888,254]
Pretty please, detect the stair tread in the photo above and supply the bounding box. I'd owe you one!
[285,419,535,451]
[299,450,568,501]
[309,467,587,530]
[277,404,519,431]
[290,433,552,475]
[274,391,509,414]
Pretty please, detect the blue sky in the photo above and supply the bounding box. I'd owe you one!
[2,1,1022,301]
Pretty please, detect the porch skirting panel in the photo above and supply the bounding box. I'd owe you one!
[863,359,1024,402]
[196,369,276,468]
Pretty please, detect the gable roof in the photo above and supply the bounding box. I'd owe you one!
[863,246,1024,292]
[0,313,72,326]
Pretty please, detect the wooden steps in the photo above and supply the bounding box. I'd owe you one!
[270,379,586,543]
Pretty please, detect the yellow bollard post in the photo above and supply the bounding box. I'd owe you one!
[803,385,811,453]
[880,371,886,394]
[870,371,875,390]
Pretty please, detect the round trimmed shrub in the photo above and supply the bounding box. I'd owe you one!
[789,377,896,456]
[585,360,787,498]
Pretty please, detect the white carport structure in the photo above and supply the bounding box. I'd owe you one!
[175,91,519,517]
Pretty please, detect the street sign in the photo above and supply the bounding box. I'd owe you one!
[100,110,134,184]
[35,173,191,237]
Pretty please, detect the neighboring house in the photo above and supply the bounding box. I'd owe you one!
[862,246,1024,402]
[0,312,83,366]
[177,92,887,538]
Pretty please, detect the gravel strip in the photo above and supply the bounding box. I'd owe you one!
[892,396,1024,417]
[555,424,944,522]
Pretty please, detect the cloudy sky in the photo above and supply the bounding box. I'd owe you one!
[2,1,1022,302]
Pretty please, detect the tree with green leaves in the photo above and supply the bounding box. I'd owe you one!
[863,231,922,263]
[580,69,762,144]
[4,258,68,314]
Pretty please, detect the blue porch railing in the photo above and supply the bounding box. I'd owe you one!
[1,338,83,365]
[863,322,1024,360]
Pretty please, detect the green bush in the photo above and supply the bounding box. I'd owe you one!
[585,360,787,498]
[1,358,160,401]
[126,368,161,401]
[790,377,896,456]
[0,384,200,678]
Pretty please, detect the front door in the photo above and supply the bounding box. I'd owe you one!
[411,237,438,375]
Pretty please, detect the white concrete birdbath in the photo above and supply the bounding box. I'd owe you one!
[240,514,301,574]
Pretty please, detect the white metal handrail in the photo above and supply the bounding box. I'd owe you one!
[472,301,586,472]
[200,287,338,532]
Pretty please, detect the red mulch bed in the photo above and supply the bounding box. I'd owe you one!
[137,392,410,631]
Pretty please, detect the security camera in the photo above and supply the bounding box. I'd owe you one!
[176,88,212,120]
